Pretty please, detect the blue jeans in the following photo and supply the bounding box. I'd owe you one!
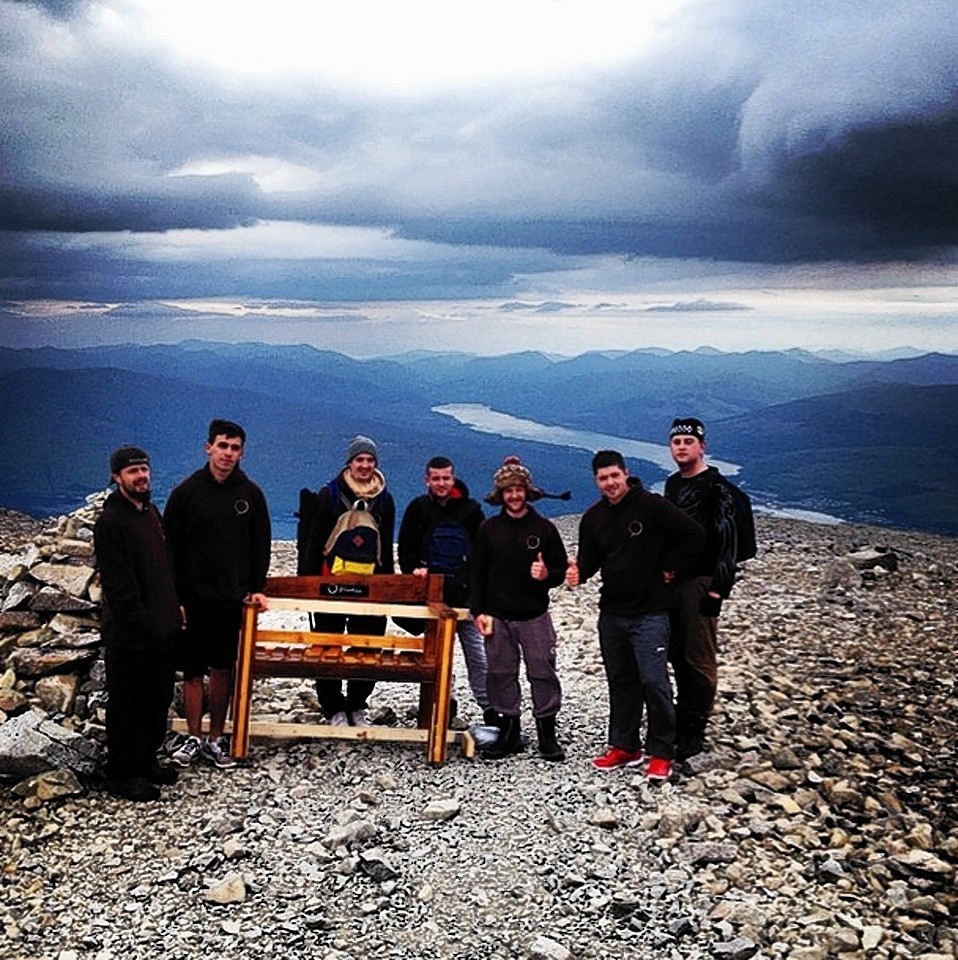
[598,612,674,759]
[457,617,489,709]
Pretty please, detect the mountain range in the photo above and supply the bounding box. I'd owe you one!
[1,342,956,537]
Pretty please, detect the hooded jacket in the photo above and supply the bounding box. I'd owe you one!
[469,505,567,621]
[398,478,483,603]
[163,464,272,608]
[664,465,738,598]
[94,490,181,651]
[576,477,705,617]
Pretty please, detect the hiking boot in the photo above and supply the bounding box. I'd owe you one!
[348,709,369,726]
[535,716,565,762]
[106,777,161,802]
[146,761,179,785]
[171,734,202,768]
[645,756,673,781]
[482,707,500,727]
[328,711,349,726]
[200,736,236,769]
[675,732,706,762]
[482,715,523,760]
[592,746,645,770]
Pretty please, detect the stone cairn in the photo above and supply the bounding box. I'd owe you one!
[0,494,110,800]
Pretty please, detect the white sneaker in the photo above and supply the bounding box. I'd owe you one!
[328,710,349,726]
[171,735,202,768]
[200,735,236,770]
[348,709,368,726]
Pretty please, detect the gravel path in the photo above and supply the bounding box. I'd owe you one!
[1,515,956,960]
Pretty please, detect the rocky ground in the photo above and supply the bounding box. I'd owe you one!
[1,511,956,960]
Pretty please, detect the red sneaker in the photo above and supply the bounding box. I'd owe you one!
[592,746,645,770]
[645,756,673,780]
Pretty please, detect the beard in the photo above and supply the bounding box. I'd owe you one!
[119,482,151,505]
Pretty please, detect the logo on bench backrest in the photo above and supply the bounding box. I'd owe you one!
[320,582,369,598]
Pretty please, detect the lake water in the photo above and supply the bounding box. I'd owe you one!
[433,403,846,526]
[433,403,742,476]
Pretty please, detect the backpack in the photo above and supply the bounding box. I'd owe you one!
[717,476,757,563]
[322,480,383,576]
[296,487,319,573]
[296,481,384,576]
[425,513,472,607]
[426,516,471,580]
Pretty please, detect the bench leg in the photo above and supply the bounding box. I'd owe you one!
[230,603,257,759]
[427,615,457,765]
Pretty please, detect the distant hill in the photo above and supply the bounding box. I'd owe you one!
[715,383,958,531]
[1,343,956,535]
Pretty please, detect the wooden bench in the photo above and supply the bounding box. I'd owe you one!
[229,573,469,765]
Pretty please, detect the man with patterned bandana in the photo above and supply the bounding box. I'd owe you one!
[665,417,740,761]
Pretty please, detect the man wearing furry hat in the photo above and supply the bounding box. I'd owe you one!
[298,435,396,725]
[469,456,569,761]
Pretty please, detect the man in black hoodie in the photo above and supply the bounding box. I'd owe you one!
[165,419,271,770]
[398,456,494,725]
[94,446,182,801]
[470,456,568,761]
[566,450,704,781]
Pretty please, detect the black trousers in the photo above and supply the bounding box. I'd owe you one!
[104,642,175,782]
[310,613,385,718]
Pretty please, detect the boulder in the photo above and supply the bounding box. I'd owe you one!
[0,709,100,777]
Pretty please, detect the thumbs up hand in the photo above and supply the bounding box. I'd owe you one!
[564,557,580,588]
[530,551,548,581]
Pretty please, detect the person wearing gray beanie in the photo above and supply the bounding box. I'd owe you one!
[298,433,395,726]
[345,435,378,464]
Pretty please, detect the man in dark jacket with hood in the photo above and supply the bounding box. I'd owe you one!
[470,456,568,761]
[398,456,494,725]
[566,450,704,781]
[165,419,271,770]
[299,435,396,726]
[665,416,740,760]
[94,446,182,801]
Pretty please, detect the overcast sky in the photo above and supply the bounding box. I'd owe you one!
[1,0,957,356]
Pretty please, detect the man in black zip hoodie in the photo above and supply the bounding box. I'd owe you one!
[398,455,494,725]
[94,446,182,801]
[566,450,704,781]
[469,456,568,761]
[164,419,271,770]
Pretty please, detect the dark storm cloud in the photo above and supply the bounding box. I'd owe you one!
[1,0,957,305]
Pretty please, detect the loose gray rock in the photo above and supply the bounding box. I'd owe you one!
[0,709,99,776]
[204,872,247,904]
[0,509,957,960]
[529,935,573,960]
[421,798,460,821]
